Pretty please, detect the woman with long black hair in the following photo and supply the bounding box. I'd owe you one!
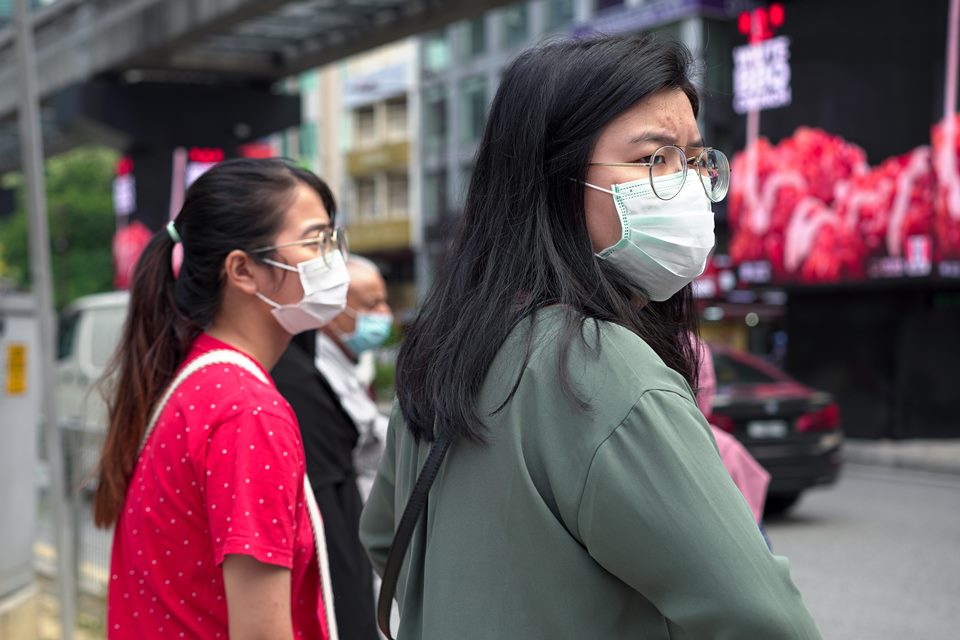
[361,34,820,638]
[96,159,345,639]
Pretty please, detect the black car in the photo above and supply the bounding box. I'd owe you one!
[707,345,843,514]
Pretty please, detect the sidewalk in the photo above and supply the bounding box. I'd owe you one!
[35,574,105,640]
[843,438,960,475]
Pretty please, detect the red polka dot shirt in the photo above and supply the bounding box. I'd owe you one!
[107,334,329,639]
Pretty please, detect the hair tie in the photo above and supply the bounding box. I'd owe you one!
[166,220,182,244]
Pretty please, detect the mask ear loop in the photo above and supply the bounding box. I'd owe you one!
[255,291,283,309]
[580,180,616,196]
[253,255,297,309]
[571,178,629,256]
[569,176,617,196]
[260,257,299,273]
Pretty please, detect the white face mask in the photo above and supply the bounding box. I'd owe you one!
[584,169,715,301]
[256,249,350,334]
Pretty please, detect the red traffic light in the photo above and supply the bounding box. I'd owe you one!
[738,3,786,43]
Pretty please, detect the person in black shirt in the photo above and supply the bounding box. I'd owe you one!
[272,328,378,640]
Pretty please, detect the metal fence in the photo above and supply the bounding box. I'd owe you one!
[57,424,111,598]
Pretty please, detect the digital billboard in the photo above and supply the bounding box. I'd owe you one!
[727,121,960,285]
[725,0,959,286]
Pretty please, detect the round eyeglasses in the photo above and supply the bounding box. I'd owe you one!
[589,145,730,202]
[250,226,349,264]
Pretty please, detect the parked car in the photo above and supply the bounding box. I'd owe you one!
[707,344,843,514]
[56,290,129,432]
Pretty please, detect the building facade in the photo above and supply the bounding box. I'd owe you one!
[281,39,420,318]
[413,0,737,296]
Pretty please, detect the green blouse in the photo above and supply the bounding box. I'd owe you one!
[361,309,821,639]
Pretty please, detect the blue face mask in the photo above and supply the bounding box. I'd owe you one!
[343,311,393,354]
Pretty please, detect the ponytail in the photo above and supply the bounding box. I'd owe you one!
[93,229,199,527]
[92,158,337,527]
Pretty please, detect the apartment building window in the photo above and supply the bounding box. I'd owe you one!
[388,173,409,218]
[423,30,451,73]
[594,0,625,13]
[299,121,317,165]
[423,170,447,224]
[461,17,486,59]
[501,4,529,49]
[459,75,488,144]
[423,87,447,153]
[655,21,683,44]
[547,0,575,30]
[355,106,377,147]
[299,70,318,92]
[355,177,377,220]
[458,164,474,206]
[386,97,408,141]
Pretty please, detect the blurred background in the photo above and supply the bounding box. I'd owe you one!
[0,0,958,638]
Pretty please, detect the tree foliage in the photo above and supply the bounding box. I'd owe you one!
[0,146,118,310]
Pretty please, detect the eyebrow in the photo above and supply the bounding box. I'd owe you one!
[300,222,331,238]
[627,131,706,149]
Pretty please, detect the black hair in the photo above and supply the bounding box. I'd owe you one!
[95,158,336,526]
[396,33,702,443]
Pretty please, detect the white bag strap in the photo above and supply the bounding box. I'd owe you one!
[304,470,340,640]
[139,349,269,455]
[138,347,339,639]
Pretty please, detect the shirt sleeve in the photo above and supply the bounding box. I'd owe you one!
[577,389,822,640]
[204,406,306,569]
[359,406,399,576]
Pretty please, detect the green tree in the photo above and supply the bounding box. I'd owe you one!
[0,146,118,310]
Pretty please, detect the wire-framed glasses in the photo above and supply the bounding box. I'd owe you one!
[590,145,730,202]
[251,226,348,263]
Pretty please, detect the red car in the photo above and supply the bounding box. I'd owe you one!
[707,345,844,514]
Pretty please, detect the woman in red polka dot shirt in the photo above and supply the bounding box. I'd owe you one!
[94,159,349,639]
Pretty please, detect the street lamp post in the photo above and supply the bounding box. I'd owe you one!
[13,1,77,638]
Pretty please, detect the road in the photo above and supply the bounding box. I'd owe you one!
[35,462,960,639]
[765,463,960,640]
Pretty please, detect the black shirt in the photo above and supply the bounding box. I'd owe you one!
[272,331,378,640]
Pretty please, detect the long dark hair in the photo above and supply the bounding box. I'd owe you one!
[397,33,702,443]
[94,158,336,527]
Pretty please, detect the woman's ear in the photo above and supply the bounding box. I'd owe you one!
[223,249,261,296]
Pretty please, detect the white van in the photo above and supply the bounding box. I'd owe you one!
[56,291,129,432]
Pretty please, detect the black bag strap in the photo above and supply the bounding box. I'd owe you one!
[377,430,452,639]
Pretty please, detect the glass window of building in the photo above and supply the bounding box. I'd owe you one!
[546,0,575,31]
[594,0,624,12]
[299,121,317,165]
[386,97,408,141]
[299,70,318,92]
[355,177,377,220]
[355,105,378,147]
[501,4,529,49]
[701,18,735,99]
[423,30,451,73]
[423,86,448,153]
[458,163,474,208]
[388,173,409,218]
[459,75,488,144]
[656,21,683,42]
[460,17,486,59]
[423,169,447,224]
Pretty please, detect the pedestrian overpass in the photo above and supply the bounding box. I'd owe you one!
[0,0,515,173]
